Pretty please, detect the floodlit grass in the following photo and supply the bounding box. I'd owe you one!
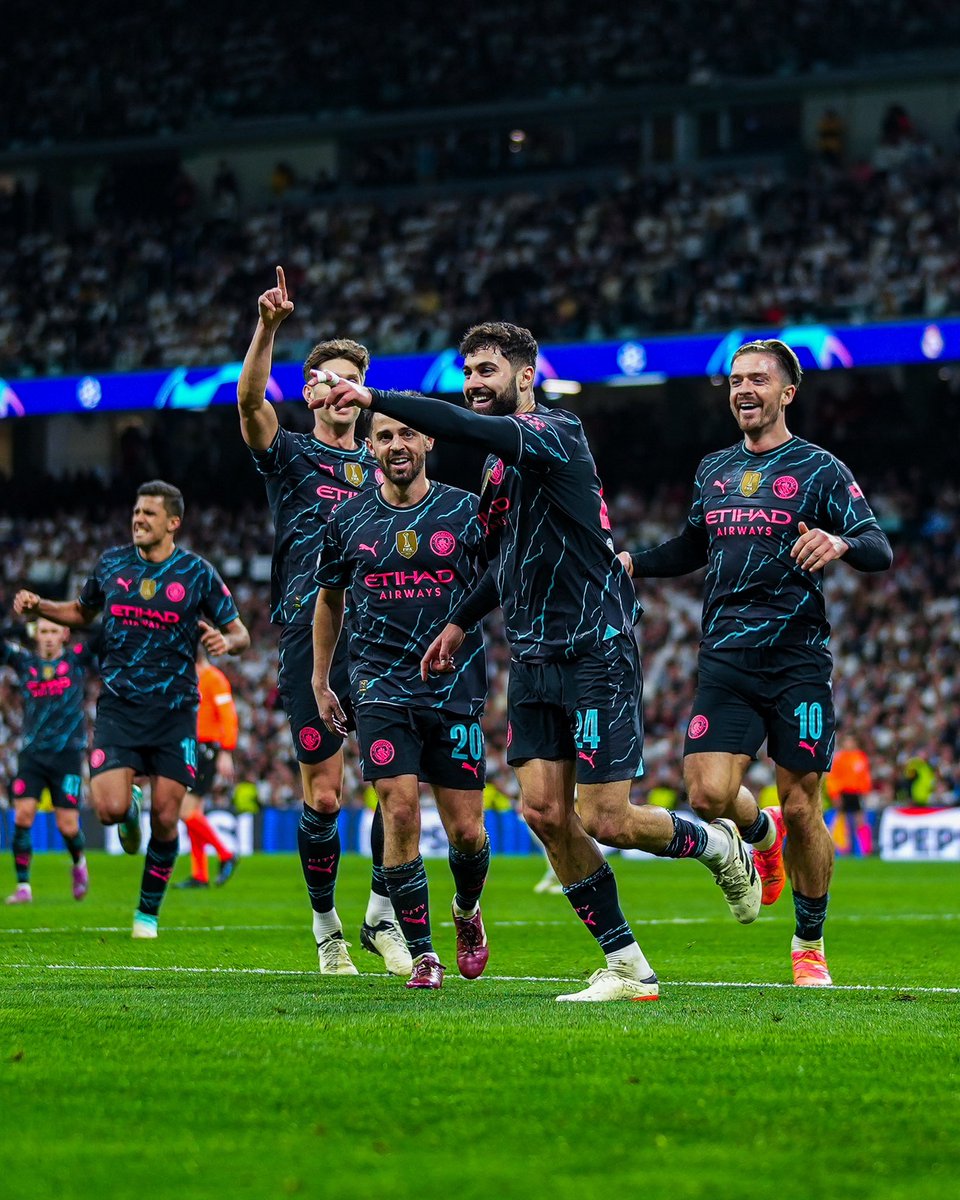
[1,852,957,1200]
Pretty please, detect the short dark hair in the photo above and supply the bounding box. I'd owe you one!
[459,322,538,371]
[137,480,184,520]
[303,338,370,382]
[731,339,802,388]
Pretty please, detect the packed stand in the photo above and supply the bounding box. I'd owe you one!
[3,0,959,148]
[4,150,960,378]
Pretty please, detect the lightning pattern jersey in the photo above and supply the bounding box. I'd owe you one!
[78,545,238,710]
[688,437,882,649]
[251,427,378,625]
[0,640,94,753]
[315,483,487,715]
[478,406,640,661]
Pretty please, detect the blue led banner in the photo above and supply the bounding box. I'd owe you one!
[1,318,956,419]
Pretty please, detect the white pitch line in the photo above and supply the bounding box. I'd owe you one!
[2,912,958,937]
[1,962,958,994]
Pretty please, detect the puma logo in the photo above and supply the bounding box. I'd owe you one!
[576,905,597,928]
[712,479,728,493]
[460,762,480,778]
[577,750,597,769]
[798,740,819,757]
[359,541,380,556]
[116,577,133,591]
[316,463,336,476]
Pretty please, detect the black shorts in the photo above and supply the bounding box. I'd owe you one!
[840,791,863,815]
[12,748,84,809]
[193,742,219,796]
[684,645,836,774]
[356,704,486,791]
[91,694,198,789]
[506,633,644,785]
[278,623,354,764]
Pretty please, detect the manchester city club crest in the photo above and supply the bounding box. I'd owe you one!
[139,578,158,600]
[396,530,419,558]
[739,471,762,497]
[345,462,366,488]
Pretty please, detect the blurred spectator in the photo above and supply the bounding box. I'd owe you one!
[826,732,874,855]
[816,108,846,165]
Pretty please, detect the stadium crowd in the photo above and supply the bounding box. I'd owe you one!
[4,150,960,377]
[2,477,957,815]
[3,0,958,147]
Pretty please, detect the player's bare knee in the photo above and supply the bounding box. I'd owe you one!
[522,797,565,847]
[686,785,727,822]
[448,818,486,853]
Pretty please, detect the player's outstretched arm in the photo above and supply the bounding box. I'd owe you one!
[312,588,348,737]
[199,618,250,656]
[13,591,97,627]
[237,266,294,451]
[627,522,709,579]
[791,521,892,573]
[310,374,521,461]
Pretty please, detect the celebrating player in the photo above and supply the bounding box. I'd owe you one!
[620,339,892,986]
[175,644,241,889]
[14,481,249,938]
[313,412,490,990]
[2,619,95,904]
[312,322,761,1003]
[237,267,409,976]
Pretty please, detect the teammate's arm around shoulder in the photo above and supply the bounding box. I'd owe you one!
[237,266,293,451]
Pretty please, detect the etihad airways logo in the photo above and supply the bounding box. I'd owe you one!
[706,508,793,538]
[364,568,455,601]
[110,603,180,626]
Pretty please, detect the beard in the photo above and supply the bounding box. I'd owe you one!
[465,377,521,416]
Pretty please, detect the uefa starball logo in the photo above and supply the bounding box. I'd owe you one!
[430,531,457,557]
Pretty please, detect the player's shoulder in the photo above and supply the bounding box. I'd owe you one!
[514,404,580,431]
[97,543,135,568]
[429,481,478,508]
[783,437,848,471]
[697,442,742,475]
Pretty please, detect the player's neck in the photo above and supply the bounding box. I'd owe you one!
[136,539,177,563]
[381,476,430,508]
[743,426,793,454]
[516,394,537,414]
[312,419,358,451]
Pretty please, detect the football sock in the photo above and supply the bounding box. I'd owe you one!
[383,855,434,958]
[449,832,490,915]
[185,814,209,883]
[562,862,635,954]
[658,812,710,859]
[793,891,829,941]
[312,909,344,941]
[63,830,86,864]
[369,803,390,899]
[12,825,32,883]
[298,805,340,914]
[188,810,231,862]
[137,835,178,918]
[606,942,655,979]
[741,807,776,849]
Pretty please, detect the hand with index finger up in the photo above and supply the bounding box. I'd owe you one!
[257,265,295,330]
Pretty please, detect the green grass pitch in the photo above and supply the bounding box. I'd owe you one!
[1,852,957,1200]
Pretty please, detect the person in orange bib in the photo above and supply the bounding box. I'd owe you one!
[176,647,240,888]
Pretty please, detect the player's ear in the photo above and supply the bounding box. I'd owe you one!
[518,364,536,392]
[781,385,797,407]
[424,436,435,453]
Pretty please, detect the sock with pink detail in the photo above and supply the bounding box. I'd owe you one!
[384,855,434,958]
[793,890,828,940]
[137,835,178,917]
[12,825,32,883]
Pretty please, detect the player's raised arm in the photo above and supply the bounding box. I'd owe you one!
[237,266,294,451]
[13,591,98,627]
